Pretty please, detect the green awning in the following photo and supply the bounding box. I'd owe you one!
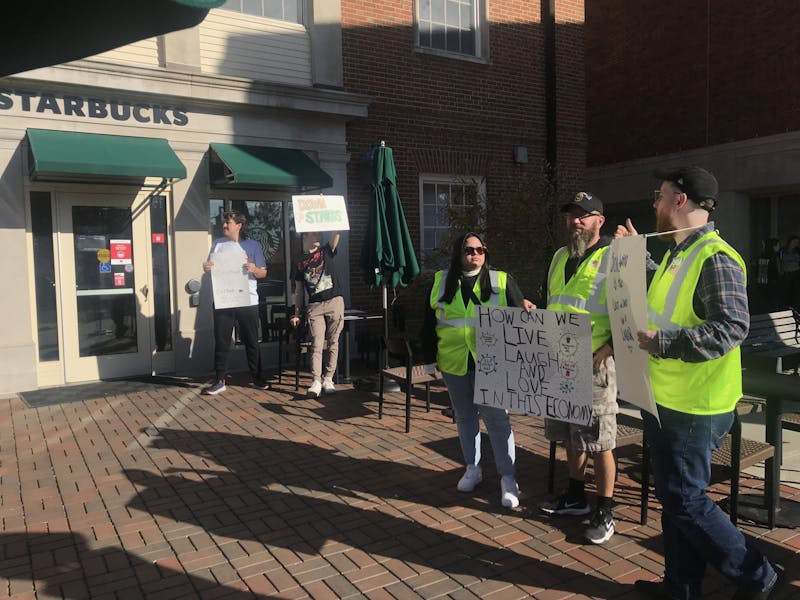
[209,143,333,190]
[27,129,187,182]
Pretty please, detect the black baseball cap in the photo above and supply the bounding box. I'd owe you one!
[560,191,603,215]
[654,166,718,212]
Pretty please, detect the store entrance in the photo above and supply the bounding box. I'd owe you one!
[55,191,169,383]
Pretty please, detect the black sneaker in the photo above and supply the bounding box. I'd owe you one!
[540,494,591,516]
[201,379,226,395]
[585,505,615,544]
[249,380,270,391]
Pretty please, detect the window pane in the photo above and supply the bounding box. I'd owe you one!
[423,183,436,206]
[419,0,431,20]
[31,192,59,362]
[460,2,473,27]
[423,228,434,250]
[446,1,460,25]
[243,0,262,15]
[436,206,449,226]
[436,185,450,206]
[446,26,460,52]
[461,30,475,56]
[263,0,282,19]
[423,203,436,224]
[223,0,241,10]
[210,199,225,237]
[419,28,431,47]
[284,0,299,21]
[431,0,445,22]
[431,24,445,49]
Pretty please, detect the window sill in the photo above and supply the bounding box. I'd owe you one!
[413,46,490,65]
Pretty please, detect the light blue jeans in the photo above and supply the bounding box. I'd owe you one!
[442,371,515,478]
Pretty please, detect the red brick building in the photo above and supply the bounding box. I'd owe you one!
[340,0,588,322]
[585,1,800,266]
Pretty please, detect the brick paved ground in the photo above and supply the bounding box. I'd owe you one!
[0,373,798,599]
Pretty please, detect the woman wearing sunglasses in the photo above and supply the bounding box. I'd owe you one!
[422,232,534,509]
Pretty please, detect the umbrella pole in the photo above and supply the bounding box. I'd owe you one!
[382,279,389,369]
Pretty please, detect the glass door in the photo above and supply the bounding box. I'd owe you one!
[57,192,153,382]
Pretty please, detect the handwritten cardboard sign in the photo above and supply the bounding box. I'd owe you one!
[292,195,350,233]
[473,306,593,425]
[606,236,659,419]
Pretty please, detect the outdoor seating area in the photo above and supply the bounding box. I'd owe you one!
[2,373,798,599]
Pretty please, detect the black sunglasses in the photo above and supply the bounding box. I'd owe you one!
[464,246,486,256]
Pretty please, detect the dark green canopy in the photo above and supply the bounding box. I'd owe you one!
[361,144,420,289]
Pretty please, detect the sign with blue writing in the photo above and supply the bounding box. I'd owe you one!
[473,306,592,425]
[606,235,658,420]
[99,262,111,273]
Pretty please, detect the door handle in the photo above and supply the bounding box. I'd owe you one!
[140,283,149,300]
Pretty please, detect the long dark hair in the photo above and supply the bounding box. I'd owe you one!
[439,232,493,304]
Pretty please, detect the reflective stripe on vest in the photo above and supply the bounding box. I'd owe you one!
[646,231,746,415]
[546,244,611,352]
[430,269,508,375]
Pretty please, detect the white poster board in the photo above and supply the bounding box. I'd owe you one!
[210,247,251,309]
[606,236,659,420]
[292,195,350,233]
[473,306,593,425]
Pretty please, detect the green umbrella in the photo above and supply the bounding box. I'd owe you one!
[360,142,420,371]
[361,143,420,290]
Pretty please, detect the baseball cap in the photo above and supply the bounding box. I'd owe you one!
[654,166,718,212]
[560,191,603,215]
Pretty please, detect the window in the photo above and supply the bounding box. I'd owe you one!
[221,0,302,23]
[420,175,485,263]
[417,0,483,57]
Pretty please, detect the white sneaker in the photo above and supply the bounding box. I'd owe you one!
[308,379,322,397]
[457,465,483,492]
[322,377,336,394]
[500,476,520,508]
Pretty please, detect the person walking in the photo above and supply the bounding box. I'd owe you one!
[202,211,269,395]
[422,232,533,509]
[539,191,619,545]
[617,166,784,599]
[290,231,344,398]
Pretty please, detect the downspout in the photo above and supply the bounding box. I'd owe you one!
[542,0,557,183]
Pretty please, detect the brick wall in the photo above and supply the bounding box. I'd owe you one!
[586,1,800,166]
[341,0,586,324]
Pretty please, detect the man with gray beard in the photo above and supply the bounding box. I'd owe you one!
[539,192,619,545]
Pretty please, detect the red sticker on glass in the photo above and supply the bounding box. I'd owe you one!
[152,233,165,244]
[114,273,126,287]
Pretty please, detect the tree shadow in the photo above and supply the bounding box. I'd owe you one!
[0,531,256,599]
[123,428,632,595]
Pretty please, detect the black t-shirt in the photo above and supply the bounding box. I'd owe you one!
[293,243,341,304]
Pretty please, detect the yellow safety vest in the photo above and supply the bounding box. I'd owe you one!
[647,231,746,415]
[430,269,508,375]
[546,245,611,353]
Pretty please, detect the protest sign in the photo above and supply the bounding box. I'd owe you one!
[292,195,350,233]
[210,246,251,309]
[473,306,593,425]
[606,235,658,419]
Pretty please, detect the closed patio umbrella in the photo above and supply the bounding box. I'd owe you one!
[360,142,420,367]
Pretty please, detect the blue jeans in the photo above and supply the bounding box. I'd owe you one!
[442,371,515,478]
[643,405,776,599]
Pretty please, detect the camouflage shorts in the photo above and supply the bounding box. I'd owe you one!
[544,356,618,453]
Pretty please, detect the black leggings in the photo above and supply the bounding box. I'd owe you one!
[213,305,262,381]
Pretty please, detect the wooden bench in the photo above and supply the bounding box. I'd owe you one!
[742,309,800,373]
[377,337,443,433]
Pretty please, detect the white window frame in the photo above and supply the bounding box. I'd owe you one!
[220,0,305,25]
[414,0,489,62]
[419,174,486,268]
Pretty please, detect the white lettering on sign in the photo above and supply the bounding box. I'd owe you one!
[473,306,593,425]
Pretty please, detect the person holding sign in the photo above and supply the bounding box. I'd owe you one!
[617,167,783,600]
[290,231,344,398]
[421,233,534,509]
[539,191,619,545]
[202,211,270,395]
